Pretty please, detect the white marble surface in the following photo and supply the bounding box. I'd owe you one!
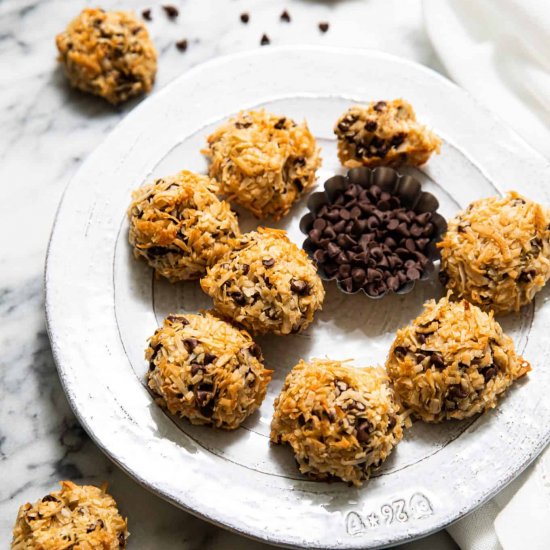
[0,0,457,547]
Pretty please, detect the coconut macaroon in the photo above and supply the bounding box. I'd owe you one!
[146,312,272,429]
[271,359,407,486]
[11,481,128,549]
[200,228,325,335]
[334,99,441,168]
[439,192,550,314]
[386,295,530,423]
[128,171,241,282]
[56,8,157,105]
[203,110,322,220]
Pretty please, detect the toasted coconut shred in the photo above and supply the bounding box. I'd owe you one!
[386,295,530,423]
[438,191,550,314]
[11,481,128,549]
[128,170,241,282]
[200,228,325,335]
[334,99,441,168]
[146,312,272,429]
[270,359,409,486]
[203,110,322,220]
[55,8,157,105]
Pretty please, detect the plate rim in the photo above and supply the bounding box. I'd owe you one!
[44,45,550,549]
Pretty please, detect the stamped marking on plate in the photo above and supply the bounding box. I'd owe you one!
[345,492,434,535]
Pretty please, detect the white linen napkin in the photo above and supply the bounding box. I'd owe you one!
[447,448,550,550]
[423,0,550,160]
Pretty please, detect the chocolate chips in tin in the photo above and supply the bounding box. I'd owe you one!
[299,167,447,298]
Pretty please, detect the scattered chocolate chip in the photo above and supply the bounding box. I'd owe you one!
[262,257,275,268]
[118,532,126,548]
[318,22,329,33]
[175,39,188,52]
[162,5,179,19]
[280,10,291,22]
[183,338,199,352]
[142,8,152,21]
[274,117,286,130]
[260,33,270,46]
[356,419,371,443]
[240,12,249,23]
[42,495,59,503]
[387,416,397,431]
[374,101,387,112]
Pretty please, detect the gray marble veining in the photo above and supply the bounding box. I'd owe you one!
[0,0,456,547]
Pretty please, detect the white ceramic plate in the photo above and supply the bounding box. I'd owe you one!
[45,47,550,549]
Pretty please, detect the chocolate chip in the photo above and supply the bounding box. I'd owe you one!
[339,264,351,278]
[248,343,262,359]
[290,279,310,295]
[262,257,275,268]
[240,12,250,23]
[481,365,498,382]
[195,390,214,410]
[313,218,326,231]
[190,363,203,376]
[183,338,199,352]
[448,385,468,400]
[394,346,407,359]
[430,353,446,369]
[142,9,152,21]
[167,315,189,325]
[42,495,59,503]
[390,133,406,148]
[231,291,246,306]
[280,10,291,22]
[387,416,397,431]
[203,352,217,364]
[356,419,371,443]
[162,5,179,19]
[274,118,286,130]
[365,120,377,132]
[318,22,329,33]
[260,34,270,46]
[176,39,188,52]
[118,532,126,548]
[373,101,387,112]
[387,276,400,291]
[406,267,420,280]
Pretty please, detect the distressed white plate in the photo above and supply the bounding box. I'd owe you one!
[45,47,550,549]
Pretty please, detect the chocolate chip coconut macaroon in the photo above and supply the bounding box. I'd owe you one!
[56,8,157,104]
[128,170,240,282]
[334,99,441,168]
[147,312,272,429]
[386,295,530,423]
[439,191,550,314]
[203,110,322,220]
[271,359,408,486]
[200,228,325,335]
[11,481,128,549]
